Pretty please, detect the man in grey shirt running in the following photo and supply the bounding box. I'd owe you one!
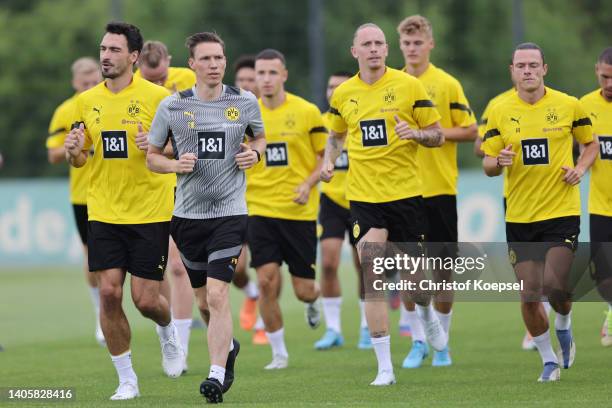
[147,32,265,404]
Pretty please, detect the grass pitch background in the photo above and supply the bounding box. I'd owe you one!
[1,267,610,407]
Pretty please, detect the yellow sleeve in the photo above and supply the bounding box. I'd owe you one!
[308,104,328,153]
[478,100,493,139]
[46,105,68,149]
[411,80,441,129]
[481,107,504,157]
[327,90,347,134]
[449,80,476,128]
[572,99,594,144]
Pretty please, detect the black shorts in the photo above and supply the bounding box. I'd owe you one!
[590,214,612,283]
[247,216,316,279]
[319,193,356,245]
[88,221,170,280]
[72,204,88,245]
[506,216,580,265]
[350,196,425,243]
[170,215,247,288]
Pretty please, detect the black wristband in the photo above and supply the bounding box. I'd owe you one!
[253,149,261,163]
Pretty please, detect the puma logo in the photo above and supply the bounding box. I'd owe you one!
[510,117,520,125]
[93,107,101,115]
[350,99,358,105]
[591,112,598,120]
[184,111,194,118]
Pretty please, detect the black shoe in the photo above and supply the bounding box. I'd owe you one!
[222,338,240,393]
[200,378,223,403]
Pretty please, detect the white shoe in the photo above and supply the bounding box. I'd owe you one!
[95,320,106,347]
[305,299,321,329]
[423,317,448,352]
[521,332,536,351]
[156,323,185,378]
[370,370,396,386]
[264,354,288,370]
[109,382,140,400]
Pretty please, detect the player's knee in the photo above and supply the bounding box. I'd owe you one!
[294,282,317,303]
[133,294,159,316]
[206,285,229,311]
[258,275,279,298]
[167,257,186,278]
[321,259,339,279]
[99,283,122,306]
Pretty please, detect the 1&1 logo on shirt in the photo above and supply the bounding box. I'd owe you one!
[102,130,128,159]
[266,142,288,167]
[198,131,225,160]
[360,119,387,147]
[521,138,549,165]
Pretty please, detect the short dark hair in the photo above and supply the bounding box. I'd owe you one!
[598,47,612,65]
[234,55,255,74]
[330,71,353,78]
[105,22,143,53]
[255,49,286,66]
[185,32,225,57]
[512,42,545,64]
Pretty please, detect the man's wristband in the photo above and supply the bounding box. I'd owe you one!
[496,156,501,168]
[253,149,261,163]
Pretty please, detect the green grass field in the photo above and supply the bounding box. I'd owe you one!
[1,266,610,407]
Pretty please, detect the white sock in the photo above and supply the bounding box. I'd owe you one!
[532,330,558,365]
[266,328,288,358]
[254,316,264,330]
[322,297,342,333]
[157,321,175,342]
[399,303,410,326]
[543,301,552,315]
[359,300,368,329]
[173,318,191,357]
[405,310,426,342]
[555,311,572,331]
[243,280,259,299]
[416,303,435,322]
[208,364,225,385]
[110,350,138,385]
[436,310,452,335]
[89,287,100,315]
[371,335,393,373]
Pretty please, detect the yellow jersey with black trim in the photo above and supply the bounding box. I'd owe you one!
[479,88,516,198]
[411,63,476,197]
[482,87,593,223]
[74,76,174,224]
[581,89,612,217]
[46,94,90,205]
[320,111,349,209]
[328,67,440,203]
[246,93,327,221]
[134,66,196,93]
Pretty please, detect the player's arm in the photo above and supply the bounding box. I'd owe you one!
[442,123,478,142]
[236,131,266,170]
[294,150,324,205]
[394,115,444,147]
[474,136,485,158]
[321,129,347,183]
[64,123,88,168]
[147,144,196,174]
[481,112,513,176]
[48,146,66,164]
[561,102,599,185]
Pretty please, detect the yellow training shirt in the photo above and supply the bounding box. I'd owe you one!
[479,88,516,198]
[328,67,440,203]
[581,89,612,217]
[246,92,327,221]
[482,87,593,223]
[411,63,476,197]
[135,66,196,93]
[46,94,90,205]
[320,111,349,209]
[74,76,174,224]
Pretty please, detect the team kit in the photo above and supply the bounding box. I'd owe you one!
[46,15,612,403]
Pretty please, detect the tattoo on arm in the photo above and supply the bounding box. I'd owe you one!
[415,128,444,147]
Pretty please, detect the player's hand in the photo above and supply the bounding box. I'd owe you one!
[320,159,335,183]
[235,143,259,170]
[561,165,583,185]
[394,115,420,140]
[293,182,310,205]
[497,144,515,167]
[175,152,197,174]
[135,122,148,151]
[64,123,85,157]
